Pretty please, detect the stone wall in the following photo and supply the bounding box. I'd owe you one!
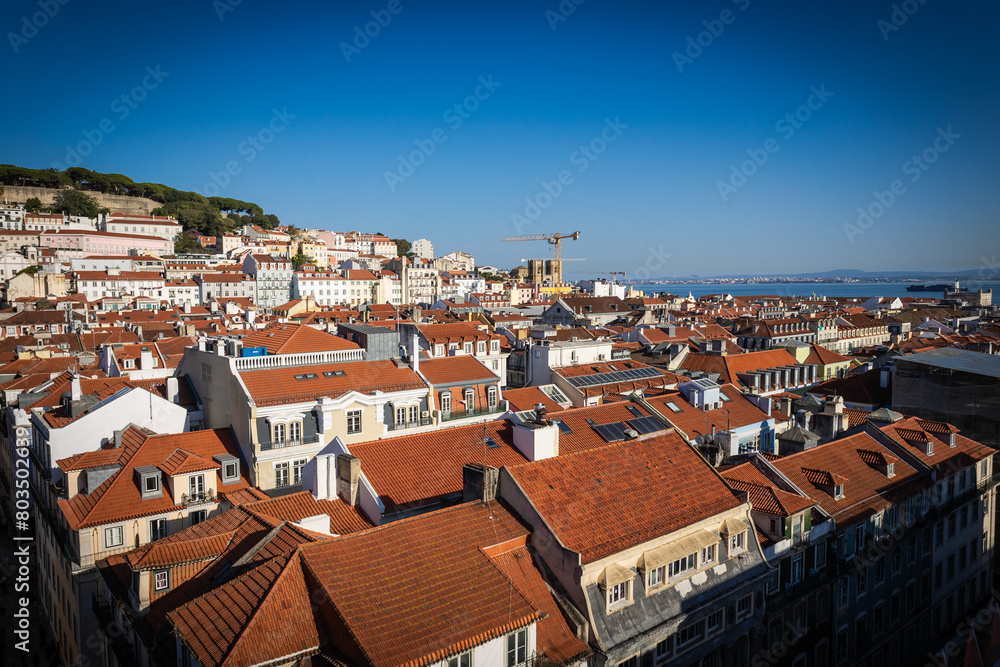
[0,186,158,215]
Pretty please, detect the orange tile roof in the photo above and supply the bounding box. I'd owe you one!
[680,349,800,386]
[417,322,492,344]
[245,491,372,536]
[874,417,995,470]
[506,431,742,563]
[126,532,234,570]
[804,344,852,366]
[239,360,424,407]
[58,427,249,530]
[644,384,772,440]
[771,432,927,526]
[502,387,567,413]
[241,323,360,355]
[418,355,497,385]
[723,463,816,517]
[298,502,540,667]
[350,420,527,515]
[487,544,591,664]
[157,449,221,476]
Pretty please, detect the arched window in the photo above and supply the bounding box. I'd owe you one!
[289,421,301,444]
[395,406,406,427]
[272,423,285,446]
[440,392,451,415]
[487,386,498,409]
[464,388,475,414]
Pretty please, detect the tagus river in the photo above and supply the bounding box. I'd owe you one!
[629,281,1000,300]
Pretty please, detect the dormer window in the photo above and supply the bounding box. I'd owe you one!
[215,454,240,484]
[886,463,895,478]
[136,465,162,500]
[144,475,159,494]
[730,532,746,553]
[834,484,845,499]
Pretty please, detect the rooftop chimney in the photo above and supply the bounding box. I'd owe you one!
[70,375,82,401]
[336,453,360,506]
[462,463,499,503]
[166,377,179,403]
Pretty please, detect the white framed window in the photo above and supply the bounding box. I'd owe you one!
[447,651,472,667]
[223,462,238,481]
[464,388,475,414]
[346,409,362,434]
[647,566,665,588]
[292,459,306,486]
[408,405,419,424]
[144,475,160,493]
[440,392,451,414]
[190,510,207,526]
[275,462,290,488]
[149,518,167,541]
[487,386,498,409]
[154,570,170,591]
[189,474,205,496]
[730,531,746,553]
[395,406,406,426]
[506,629,527,667]
[669,553,696,578]
[289,421,301,444]
[104,526,124,549]
[736,594,753,620]
[608,580,630,607]
[700,544,716,565]
[272,422,286,445]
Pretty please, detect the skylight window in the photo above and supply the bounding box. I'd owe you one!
[665,402,682,413]
[719,392,731,402]
[322,370,346,377]
[485,438,499,449]
[554,420,572,434]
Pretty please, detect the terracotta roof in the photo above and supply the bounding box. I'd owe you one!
[241,323,360,355]
[644,384,772,440]
[240,360,424,407]
[350,421,526,515]
[679,349,800,386]
[502,387,567,413]
[723,465,816,517]
[875,417,995,470]
[417,322,492,344]
[245,491,372,536]
[771,432,926,526]
[58,428,249,530]
[506,431,742,563]
[418,355,497,385]
[297,502,540,667]
[804,344,852,366]
[487,544,591,664]
[158,449,221,476]
[126,532,234,570]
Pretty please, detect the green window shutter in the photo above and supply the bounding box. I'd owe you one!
[804,509,813,531]
[784,517,791,540]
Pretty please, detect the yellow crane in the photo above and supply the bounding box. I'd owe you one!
[501,232,581,284]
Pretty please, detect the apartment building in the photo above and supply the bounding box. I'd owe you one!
[241,253,292,310]
[500,430,771,666]
[102,212,181,240]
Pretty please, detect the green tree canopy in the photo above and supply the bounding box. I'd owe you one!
[292,253,316,270]
[52,190,108,217]
[24,197,43,212]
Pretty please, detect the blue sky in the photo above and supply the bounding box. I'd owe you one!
[3,0,998,277]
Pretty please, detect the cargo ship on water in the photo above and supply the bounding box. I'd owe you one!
[906,280,958,292]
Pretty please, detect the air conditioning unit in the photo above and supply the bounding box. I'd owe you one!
[421,411,430,419]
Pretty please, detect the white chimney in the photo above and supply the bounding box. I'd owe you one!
[410,333,420,373]
[512,421,559,462]
[166,377,179,403]
[294,514,333,536]
[70,375,82,401]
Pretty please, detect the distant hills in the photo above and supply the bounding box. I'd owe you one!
[652,268,1000,282]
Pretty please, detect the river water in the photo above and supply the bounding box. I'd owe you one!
[628,281,1000,300]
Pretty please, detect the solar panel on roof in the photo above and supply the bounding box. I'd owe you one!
[629,416,663,435]
[594,423,628,443]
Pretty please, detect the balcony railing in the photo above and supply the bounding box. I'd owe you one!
[440,402,507,423]
[259,434,321,451]
[387,416,434,431]
[181,488,216,507]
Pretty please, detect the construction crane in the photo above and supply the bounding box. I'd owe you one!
[501,232,581,284]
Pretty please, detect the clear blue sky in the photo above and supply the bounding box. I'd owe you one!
[3,0,998,277]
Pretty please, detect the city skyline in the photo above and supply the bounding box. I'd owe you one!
[3,0,998,276]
